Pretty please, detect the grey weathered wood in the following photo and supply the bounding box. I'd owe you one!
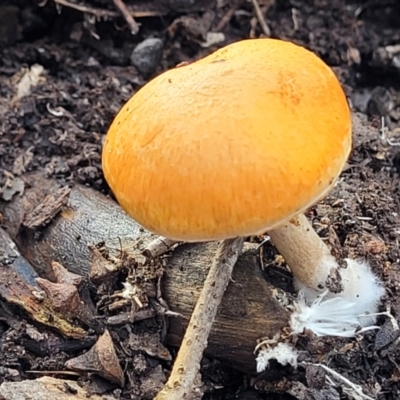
[1,174,154,278]
[0,226,38,287]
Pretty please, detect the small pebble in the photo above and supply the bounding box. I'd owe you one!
[366,86,393,116]
[130,38,164,78]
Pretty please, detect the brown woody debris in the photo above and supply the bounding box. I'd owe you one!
[89,244,119,288]
[36,277,102,332]
[52,261,84,286]
[65,330,124,387]
[128,331,171,361]
[22,185,71,229]
[36,278,83,314]
[0,228,87,339]
[0,376,117,400]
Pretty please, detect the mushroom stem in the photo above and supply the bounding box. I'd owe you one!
[155,236,245,400]
[268,213,338,290]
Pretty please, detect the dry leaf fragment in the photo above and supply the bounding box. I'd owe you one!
[12,64,45,103]
[65,330,124,386]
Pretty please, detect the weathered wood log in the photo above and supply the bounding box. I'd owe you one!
[0,376,117,400]
[0,174,153,279]
[0,225,38,286]
[0,173,288,373]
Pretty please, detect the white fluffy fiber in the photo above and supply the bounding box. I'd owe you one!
[256,259,385,373]
[256,342,299,372]
[290,259,385,337]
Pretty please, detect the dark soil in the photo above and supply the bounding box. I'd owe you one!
[1,0,400,399]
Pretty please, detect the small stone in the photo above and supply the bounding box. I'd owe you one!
[130,38,164,78]
[366,86,393,117]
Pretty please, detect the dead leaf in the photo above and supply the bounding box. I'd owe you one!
[200,32,225,48]
[12,64,45,103]
[12,147,34,175]
[66,330,125,386]
[0,177,25,201]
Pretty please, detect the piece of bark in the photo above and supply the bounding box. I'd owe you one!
[0,297,96,357]
[52,261,85,286]
[0,173,288,373]
[88,244,120,289]
[65,330,125,386]
[22,185,71,230]
[0,227,87,339]
[106,307,156,325]
[35,277,103,333]
[0,376,117,400]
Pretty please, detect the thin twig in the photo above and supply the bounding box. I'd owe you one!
[112,0,140,34]
[214,5,238,32]
[51,0,161,19]
[250,0,271,37]
[155,237,245,400]
[379,116,400,146]
[144,237,181,258]
[304,362,375,400]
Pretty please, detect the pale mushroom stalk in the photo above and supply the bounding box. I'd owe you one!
[155,237,244,400]
[268,213,338,290]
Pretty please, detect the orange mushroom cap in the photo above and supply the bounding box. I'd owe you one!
[102,38,351,241]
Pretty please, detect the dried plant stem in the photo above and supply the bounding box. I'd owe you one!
[250,0,271,36]
[144,237,181,258]
[155,236,245,400]
[112,0,140,34]
[51,0,161,19]
[307,363,374,400]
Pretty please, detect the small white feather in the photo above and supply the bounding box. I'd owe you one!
[290,259,385,337]
[256,342,299,372]
[338,258,386,324]
[290,290,363,337]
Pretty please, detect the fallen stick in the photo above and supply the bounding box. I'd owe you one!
[113,0,140,34]
[0,173,288,373]
[155,237,245,400]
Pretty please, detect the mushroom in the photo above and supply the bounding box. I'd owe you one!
[102,38,383,398]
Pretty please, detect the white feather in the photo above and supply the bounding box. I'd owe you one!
[290,259,385,337]
[338,258,386,323]
[256,342,299,372]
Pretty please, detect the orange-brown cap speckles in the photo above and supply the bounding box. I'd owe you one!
[102,38,351,241]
